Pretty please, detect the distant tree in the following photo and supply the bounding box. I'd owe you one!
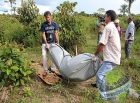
[93,12,99,17]
[74,11,78,15]
[17,0,40,47]
[93,12,104,19]
[97,8,105,14]
[130,13,135,16]
[78,11,90,16]
[118,4,128,16]
[118,14,123,17]
[80,11,85,15]
[133,18,140,31]
[79,11,86,16]
[17,0,39,25]
[4,0,16,15]
[3,10,8,14]
[124,0,136,15]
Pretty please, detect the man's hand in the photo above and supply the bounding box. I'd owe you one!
[92,55,96,62]
[125,40,128,44]
[46,43,50,49]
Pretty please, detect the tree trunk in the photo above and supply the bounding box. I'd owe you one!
[75,44,77,55]
[128,3,131,16]
[10,3,12,15]
[123,11,125,16]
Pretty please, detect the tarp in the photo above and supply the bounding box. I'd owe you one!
[48,43,100,82]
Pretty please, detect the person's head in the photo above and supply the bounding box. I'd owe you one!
[44,11,52,23]
[98,16,102,21]
[127,17,132,24]
[114,19,120,27]
[105,10,116,24]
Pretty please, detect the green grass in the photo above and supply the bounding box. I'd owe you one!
[5,29,140,103]
[106,68,125,87]
[119,91,128,102]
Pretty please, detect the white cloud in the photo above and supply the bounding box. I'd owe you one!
[36,4,50,15]
[0,3,10,14]
[0,0,18,14]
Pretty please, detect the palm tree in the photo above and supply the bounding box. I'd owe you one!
[124,0,136,15]
[118,4,128,16]
[12,7,16,14]
[4,0,16,15]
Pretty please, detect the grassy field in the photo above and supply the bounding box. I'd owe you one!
[5,31,140,103]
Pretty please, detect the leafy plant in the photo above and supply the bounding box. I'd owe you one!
[54,1,86,54]
[0,16,5,42]
[17,0,40,47]
[17,0,39,25]
[0,15,25,43]
[0,42,33,87]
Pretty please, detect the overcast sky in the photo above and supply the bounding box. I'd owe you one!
[0,0,140,14]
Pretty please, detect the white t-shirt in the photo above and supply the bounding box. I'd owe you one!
[99,22,121,65]
[125,21,135,40]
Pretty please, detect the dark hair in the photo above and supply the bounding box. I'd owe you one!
[44,11,51,17]
[106,10,116,22]
[128,17,132,21]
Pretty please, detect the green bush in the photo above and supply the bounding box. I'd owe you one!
[16,0,41,47]
[0,42,33,87]
[0,15,24,43]
[132,35,140,55]
[0,15,5,42]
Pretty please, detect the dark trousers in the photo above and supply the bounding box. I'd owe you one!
[125,40,133,58]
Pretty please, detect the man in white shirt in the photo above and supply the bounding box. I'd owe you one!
[125,17,135,58]
[92,10,121,99]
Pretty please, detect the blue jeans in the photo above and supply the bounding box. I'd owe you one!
[125,40,133,58]
[96,62,116,93]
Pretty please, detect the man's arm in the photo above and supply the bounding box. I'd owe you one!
[98,22,102,27]
[42,32,49,48]
[55,30,59,44]
[42,32,47,44]
[125,33,131,44]
[94,43,105,56]
[120,31,123,39]
[92,43,104,61]
[127,33,131,39]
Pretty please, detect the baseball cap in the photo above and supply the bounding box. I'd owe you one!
[114,19,120,23]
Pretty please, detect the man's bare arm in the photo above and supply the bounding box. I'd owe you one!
[94,43,105,56]
[125,33,131,44]
[55,30,59,44]
[42,32,47,44]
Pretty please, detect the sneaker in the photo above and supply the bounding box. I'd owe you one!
[91,83,98,88]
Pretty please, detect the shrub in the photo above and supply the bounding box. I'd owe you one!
[0,42,33,87]
[0,15,24,43]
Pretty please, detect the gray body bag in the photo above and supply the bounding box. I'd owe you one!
[48,43,100,82]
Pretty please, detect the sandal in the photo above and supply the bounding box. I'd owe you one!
[42,71,47,77]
